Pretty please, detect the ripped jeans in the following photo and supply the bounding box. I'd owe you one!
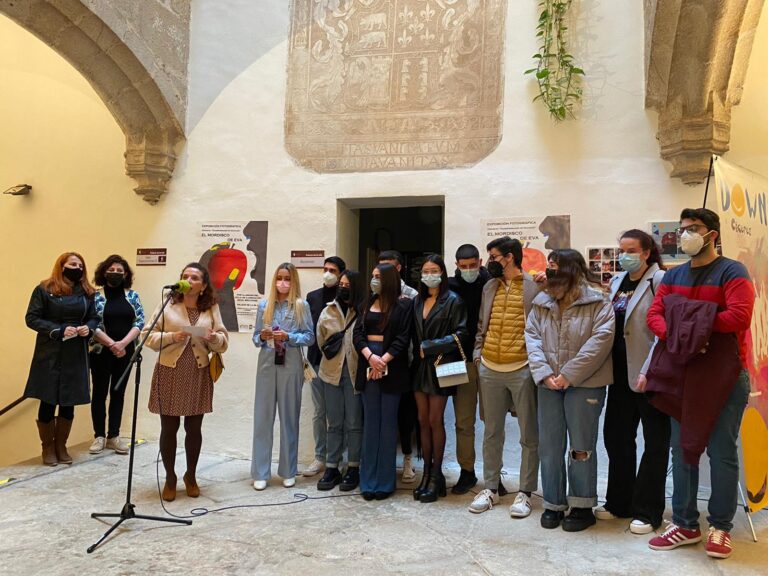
[538,385,607,511]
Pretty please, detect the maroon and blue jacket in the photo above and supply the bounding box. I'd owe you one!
[647,256,755,367]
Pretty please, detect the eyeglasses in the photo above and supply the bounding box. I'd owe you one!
[676,224,707,236]
[487,252,507,262]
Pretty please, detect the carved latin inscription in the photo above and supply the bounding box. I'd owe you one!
[285,0,507,173]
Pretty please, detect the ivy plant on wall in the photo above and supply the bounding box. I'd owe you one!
[525,0,584,121]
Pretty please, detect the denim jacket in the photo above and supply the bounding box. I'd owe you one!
[252,298,315,348]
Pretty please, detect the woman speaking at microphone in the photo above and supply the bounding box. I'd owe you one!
[142,263,228,501]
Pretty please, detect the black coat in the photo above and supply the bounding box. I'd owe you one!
[411,290,468,396]
[306,285,337,366]
[24,284,99,406]
[353,298,413,394]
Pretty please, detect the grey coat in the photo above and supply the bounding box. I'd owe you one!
[608,265,665,391]
[525,284,615,388]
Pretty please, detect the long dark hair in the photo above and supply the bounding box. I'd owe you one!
[619,229,667,271]
[547,249,601,301]
[172,262,218,311]
[93,254,134,289]
[340,269,365,312]
[417,254,449,300]
[363,263,401,330]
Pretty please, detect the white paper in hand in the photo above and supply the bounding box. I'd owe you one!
[182,325,207,338]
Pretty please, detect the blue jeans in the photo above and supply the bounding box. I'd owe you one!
[538,385,607,511]
[671,369,750,531]
[324,364,363,467]
[360,379,401,494]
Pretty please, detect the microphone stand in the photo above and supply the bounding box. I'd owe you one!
[88,288,191,553]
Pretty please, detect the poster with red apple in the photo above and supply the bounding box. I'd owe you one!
[482,215,571,275]
[198,221,268,333]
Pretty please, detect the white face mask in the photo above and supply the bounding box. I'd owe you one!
[421,273,442,288]
[460,268,480,283]
[680,230,713,256]
[322,271,338,288]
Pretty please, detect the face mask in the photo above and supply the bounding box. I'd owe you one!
[105,272,124,287]
[276,280,291,294]
[63,267,84,282]
[336,286,350,303]
[680,230,712,256]
[421,273,442,289]
[618,253,643,274]
[460,268,480,283]
[322,271,338,288]
[487,259,506,279]
[545,268,559,280]
[370,278,381,294]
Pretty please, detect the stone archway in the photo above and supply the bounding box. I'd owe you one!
[0,0,188,203]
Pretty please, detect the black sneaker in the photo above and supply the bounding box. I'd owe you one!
[451,469,478,495]
[540,509,565,529]
[339,467,359,492]
[562,507,596,532]
[317,468,342,491]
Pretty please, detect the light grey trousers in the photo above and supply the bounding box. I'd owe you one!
[251,346,304,481]
[478,363,539,493]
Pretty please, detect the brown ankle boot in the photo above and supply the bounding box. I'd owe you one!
[183,472,200,498]
[162,476,177,502]
[36,420,57,466]
[54,417,73,464]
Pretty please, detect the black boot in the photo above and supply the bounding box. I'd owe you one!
[339,467,359,492]
[451,468,478,495]
[317,467,342,491]
[419,467,446,503]
[540,509,565,529]
[413,469,431,501]
[562,507,596,532]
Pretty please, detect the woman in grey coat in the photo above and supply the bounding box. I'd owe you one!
[525,249,615,532]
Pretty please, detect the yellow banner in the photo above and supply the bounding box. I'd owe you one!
[713,156,768,513]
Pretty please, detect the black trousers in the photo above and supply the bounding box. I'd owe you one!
[90,348,133,438]
[398,391,418,455]
[603,373,671,526]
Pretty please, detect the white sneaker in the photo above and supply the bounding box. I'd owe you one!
[594,506,618,520]
[468,489,499,514]
[253,480,267,491]
[509,492,532,518]
[89,437,106,454]
[302,459,324,477]
[630,519,654,534]
[105,437,129,455]
[401,455,416,483]
[282,477,296,488]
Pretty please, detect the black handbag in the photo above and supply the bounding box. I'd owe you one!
[321,315,356,360]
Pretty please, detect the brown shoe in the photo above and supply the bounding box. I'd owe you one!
[54,417,73,464]
[162,477,177,502]
[183,473,200,498]
[36,420,57,466]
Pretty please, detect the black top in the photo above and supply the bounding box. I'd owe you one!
[103,286,135,342]
[306,285,337,365]
[447,267,490,357]
[363,311,384,335]
[611,274,642,386]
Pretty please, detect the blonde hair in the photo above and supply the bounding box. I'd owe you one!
[264,263,305,327]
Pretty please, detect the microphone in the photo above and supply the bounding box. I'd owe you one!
[163,280,191,293]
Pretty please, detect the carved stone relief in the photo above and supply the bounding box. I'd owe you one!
[285,0,508,173]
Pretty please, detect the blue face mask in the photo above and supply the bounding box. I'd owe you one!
[460,268,480,283]
[618,252,643,273]
[370,278,381,294]
[421,273,442,289]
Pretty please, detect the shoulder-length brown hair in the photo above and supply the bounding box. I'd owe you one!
[172,262,218,311]
[41,252,96,297]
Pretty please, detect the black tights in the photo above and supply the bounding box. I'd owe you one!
[38,401,74,423]
[159,414,204,480]
[414,392,448,471]
[398,391,418,455]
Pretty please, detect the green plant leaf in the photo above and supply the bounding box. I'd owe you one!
[536,69,550,79]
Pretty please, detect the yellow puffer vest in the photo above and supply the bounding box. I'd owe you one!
[482,278,527,364]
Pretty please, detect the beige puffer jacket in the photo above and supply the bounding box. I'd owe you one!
[524,284,615,388]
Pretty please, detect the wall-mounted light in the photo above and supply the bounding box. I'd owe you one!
[3,184,31,196]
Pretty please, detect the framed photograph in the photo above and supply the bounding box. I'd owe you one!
[649,221,689,266]
[585,246,623,286]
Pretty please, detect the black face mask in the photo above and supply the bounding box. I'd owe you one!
[487,260,505,279]
[105,273,124,288]
[336,286,351,303]
[545,268,559,281]
[63,267,84,282]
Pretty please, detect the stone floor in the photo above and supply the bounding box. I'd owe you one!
[2,399,766,576]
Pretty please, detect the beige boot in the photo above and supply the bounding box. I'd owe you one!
[54,417,73,464]
[36,420,58,466]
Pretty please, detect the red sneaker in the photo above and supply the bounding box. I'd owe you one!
[705,527,733,559]
[648,523,702,551]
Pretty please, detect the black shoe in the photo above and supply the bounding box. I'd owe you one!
[540,509,565,529]
[317,468,342,491]
[498,481,509,497]
[419,468,446,503]
[361,491,375,501]
[374,491,392,500]
[451,469,478,495]
[413,470,431,501]
[339,467,359,492]
[562,507,596,532]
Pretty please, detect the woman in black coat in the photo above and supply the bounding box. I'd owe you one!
[411,254,468,502]
[353,263,413,500]
[25,252,99,466]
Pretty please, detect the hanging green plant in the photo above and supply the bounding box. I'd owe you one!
[525,0,584,121]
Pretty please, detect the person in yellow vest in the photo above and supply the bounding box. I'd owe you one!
[469,237,541,518]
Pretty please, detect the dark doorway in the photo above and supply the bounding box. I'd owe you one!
[358,206,444,291]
